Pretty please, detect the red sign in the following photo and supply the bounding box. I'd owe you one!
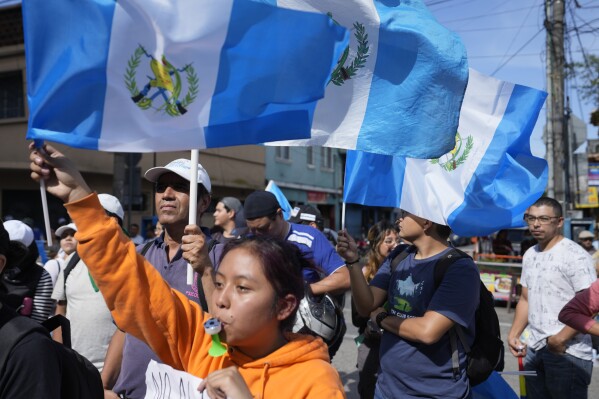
[307,191,328,203]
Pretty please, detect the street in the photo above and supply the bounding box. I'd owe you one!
[332,293,599,398]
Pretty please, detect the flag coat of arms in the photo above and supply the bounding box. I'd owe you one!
[344,70,548,237]
[264,0,469,159]
[22,0,348,152]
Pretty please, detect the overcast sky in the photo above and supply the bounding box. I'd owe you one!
[426,0,598,158]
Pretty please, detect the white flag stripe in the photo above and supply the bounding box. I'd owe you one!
[402,70,514,225]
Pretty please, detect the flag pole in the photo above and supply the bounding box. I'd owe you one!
[35,140,53,247]
[187,149,199,285]
[341,202,346,231]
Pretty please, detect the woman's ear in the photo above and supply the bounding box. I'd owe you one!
[276,294,298,321]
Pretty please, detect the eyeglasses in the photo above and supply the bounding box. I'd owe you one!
[523,214,560,225]
[155,181,189,194]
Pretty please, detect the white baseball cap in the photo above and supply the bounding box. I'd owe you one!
[98,193,125,221]
[55,223,77,238]
[4,220,35,247]
[144,159,212,192]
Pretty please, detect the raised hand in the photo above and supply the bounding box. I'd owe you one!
[29,142,92,203]
[336,229,359,263]
[182,224,211,274]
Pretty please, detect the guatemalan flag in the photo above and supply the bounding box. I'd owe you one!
[264,0,469,159]
[343,70,548,237]
[22,0,349,152]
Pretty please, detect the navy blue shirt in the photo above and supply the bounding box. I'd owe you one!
[370,248,479,399]
[113,230,221,399]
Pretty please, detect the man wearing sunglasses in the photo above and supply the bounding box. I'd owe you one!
[102,159,222,399]
[508,197,596,399]
[578,230,596,256]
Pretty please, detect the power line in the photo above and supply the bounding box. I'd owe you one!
[494,2,540,72]
[469,48,597,58]
[454,25,539,33]
[491,28,545,76]
[439,6,543,24]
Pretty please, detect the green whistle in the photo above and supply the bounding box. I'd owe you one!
[204,318,227,357]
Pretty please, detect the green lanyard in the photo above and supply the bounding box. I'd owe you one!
[88,271,99,292]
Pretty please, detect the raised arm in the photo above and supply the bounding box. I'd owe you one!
[29,144,212,371]
[336,230,386,316]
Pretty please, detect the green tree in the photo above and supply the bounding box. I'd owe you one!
[568,54,599,125]
[570,55,598,104]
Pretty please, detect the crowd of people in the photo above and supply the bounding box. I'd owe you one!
[1,144,599,398]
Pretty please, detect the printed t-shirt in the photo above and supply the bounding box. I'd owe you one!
[520,237,596,360]
[370,248,479,399]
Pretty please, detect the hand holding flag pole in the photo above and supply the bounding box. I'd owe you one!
[34,140,53,247]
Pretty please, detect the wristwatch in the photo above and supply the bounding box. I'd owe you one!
[375,311,389,329]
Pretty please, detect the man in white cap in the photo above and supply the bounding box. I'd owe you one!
[103,159,222,399]
[50,194,125,372]
[0,220,54,323]
[578,230,596,256]
[44,222,77,286]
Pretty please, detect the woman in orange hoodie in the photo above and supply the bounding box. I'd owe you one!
[29,143,345,399]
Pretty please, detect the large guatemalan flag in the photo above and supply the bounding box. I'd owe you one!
[22,0,348,152]
[343,70,548,237]
[264,0,469,159]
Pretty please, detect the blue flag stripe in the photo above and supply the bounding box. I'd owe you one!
[207,1,346,147]
[447,84,548,234]
[357,0,468,158]
[343,151,406,206]
[23,0,115,150]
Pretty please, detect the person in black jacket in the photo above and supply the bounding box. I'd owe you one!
[0,221,61,399]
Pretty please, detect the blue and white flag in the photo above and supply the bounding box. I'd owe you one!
[22,0,348,152]
[266,180,293,220]
[264,0,468,159]
[343,70,548,237]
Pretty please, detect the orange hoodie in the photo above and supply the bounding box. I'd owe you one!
[67,193,345,399]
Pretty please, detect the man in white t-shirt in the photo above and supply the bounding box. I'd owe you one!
[51,194,125,372]
[508,197,596,399]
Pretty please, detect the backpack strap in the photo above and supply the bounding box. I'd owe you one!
[390,244,416,273]
[42,314,72,348]
[432,247,472,381]
[433,248,470,289]
[139,239,155,257]
[0,304,48,373]
[63,251,81,291]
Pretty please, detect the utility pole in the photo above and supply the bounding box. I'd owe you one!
[546,0,567,206]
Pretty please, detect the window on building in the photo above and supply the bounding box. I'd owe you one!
[307,147,314,167]
[321,147,333,169]
[0,71,24,119]
[276,146,290,161]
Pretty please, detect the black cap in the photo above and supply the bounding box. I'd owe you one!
[244,191,281,219]
[289,205,323,225]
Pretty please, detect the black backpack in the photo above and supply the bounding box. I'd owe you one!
[390,246,505,386]
[0,306,103,399]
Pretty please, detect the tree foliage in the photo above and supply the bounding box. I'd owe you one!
[568,54,599,106]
